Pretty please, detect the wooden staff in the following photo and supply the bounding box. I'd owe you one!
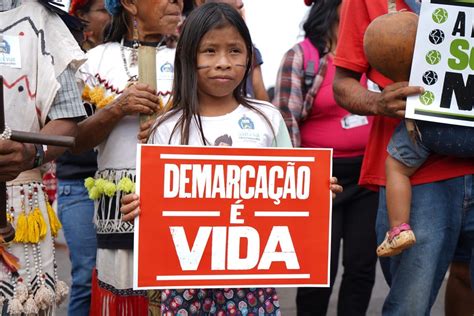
[138,46,161,315]
[0,76,76,242]
[138,46,158,125]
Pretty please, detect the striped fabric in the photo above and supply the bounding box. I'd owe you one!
[48,65,87,120]
[273,43,327,147]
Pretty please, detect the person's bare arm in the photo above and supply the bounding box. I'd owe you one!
[40,119,78,161]
[251,65,269,102]
[333,67,423,119]
[73,83,161,153]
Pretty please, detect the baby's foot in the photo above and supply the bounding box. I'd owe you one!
[376,223,416,257]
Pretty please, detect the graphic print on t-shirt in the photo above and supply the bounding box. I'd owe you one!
[237,114,261,144]
[214,134,233,146]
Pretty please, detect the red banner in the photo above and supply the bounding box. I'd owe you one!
[134,145,332,289]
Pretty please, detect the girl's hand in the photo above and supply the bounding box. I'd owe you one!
[138,118,155,144]
[114,83,161,117]
[120,193,141,222]
[330,177,343,199]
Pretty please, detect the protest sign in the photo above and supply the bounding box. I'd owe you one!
[406,0,474,126]
[134,145,332,289]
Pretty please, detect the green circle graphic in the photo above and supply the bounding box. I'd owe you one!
[420,91,435,105]
[432,8,448,24]
[425,50,442,65]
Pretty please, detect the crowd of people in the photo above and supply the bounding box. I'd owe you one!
[0,0,473,315]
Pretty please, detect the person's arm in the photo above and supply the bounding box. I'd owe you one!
[333,67,423,119]
[73,83,161,153]
[251,65,269,102]
[273,46,305,147]
[0,119,77,181]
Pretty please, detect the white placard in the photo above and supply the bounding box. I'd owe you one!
[406,0,474,127]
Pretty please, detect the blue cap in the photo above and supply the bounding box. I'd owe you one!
[105,0,122,15]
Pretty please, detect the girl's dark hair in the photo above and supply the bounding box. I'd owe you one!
[152,2,274,145]
[303,0,342,56]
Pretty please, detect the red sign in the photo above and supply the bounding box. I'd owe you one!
[134,145,332,289]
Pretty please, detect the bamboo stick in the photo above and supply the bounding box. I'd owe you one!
[138,46,158,125]
[138,46,161,315]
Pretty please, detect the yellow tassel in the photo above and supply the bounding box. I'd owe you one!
[27,212,39,244]
[46,201,62,238]
[6,213,12,223]
[33,207,47,241]
[97,95,115,109]
[14,211,28,243]
[89,87,104,106]
[82,85,91,102]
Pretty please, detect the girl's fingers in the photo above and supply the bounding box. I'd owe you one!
[120,194,141,221]
[122,208,140,222]
[329,177,343,199]
[120,199,139,212]
[121,193,139,205]
[138,130,150,143]
[330,184,343,192]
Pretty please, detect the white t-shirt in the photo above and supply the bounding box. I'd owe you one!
[152,101,292,148]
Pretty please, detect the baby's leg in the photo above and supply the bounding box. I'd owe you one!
[385,155,419,228]
[378,120,429,257]
[377,155,419,257]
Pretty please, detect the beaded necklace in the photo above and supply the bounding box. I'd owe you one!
[119,37,166,83]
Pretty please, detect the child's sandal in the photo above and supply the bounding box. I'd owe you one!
[376,223,416,257]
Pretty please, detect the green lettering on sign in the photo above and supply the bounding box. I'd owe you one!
[448,39,469,70]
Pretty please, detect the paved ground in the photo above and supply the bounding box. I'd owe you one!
[276,263,446,316]
[55,242,447,316]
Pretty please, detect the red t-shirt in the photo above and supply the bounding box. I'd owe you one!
[334,0,474,190]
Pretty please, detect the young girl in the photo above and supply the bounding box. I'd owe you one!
[128,3,287,314]
[122,3,342,314]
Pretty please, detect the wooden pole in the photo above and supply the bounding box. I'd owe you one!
[138,46,161,316]
[138,46,158,125]
[10,131,75,147]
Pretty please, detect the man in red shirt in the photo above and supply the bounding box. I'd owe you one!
[333,0,474,314]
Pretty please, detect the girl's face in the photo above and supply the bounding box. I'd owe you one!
[196,25,248,104]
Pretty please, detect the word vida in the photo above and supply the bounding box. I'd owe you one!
[170,226,299,271]
[163,163,311,204]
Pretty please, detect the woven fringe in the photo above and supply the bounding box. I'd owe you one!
[90,269,149,316]
[93,169,135,233]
